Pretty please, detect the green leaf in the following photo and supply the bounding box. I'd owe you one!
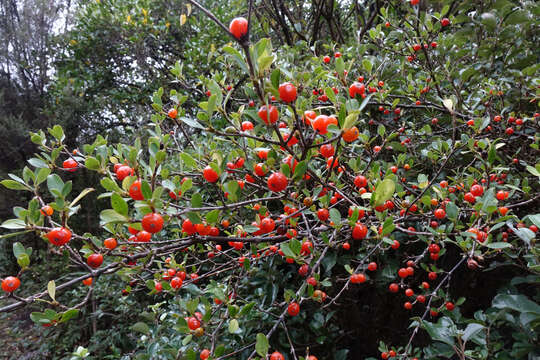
[61,181,72,198]
[69,188,95,208]
[492,294,540,314]
[373,179,395,206]
[12,242,26,259]
[111,193,128,216]
[255,333,269,357]
[28,157,48,168]
[228,319,240,333]
[342,112,359,129]
[140,181,152,200]
[526,165,540,178]
[335,57,345,74]
[186,212,202,225]
[329,208,341,225]
[84,157,100,171]
[362,59,373,73]
[446,202,458,220]
[186,298,199,314]
[48,125,65,141]
[180,153,197,169]
[101,178,123,193]
[325,86,337,104]
[239,302,255,317]
[207,94,217,115]
[358,93,373,112]
[462,323,484,343]
[182,334,193,346]
[48,280,56,301]
[258,55,274,74]
[47,174,64,195]
[381,217,395,236]
[505,9,528,25]
[292,160,307,181]
[1,180,29,191]
[485,242,512,249]
[377,125,386,137]
[481,188,498,214]
[35,168,51,186]
[192,193,203,208]
[17,253,30,268]
[100,209,129,225]
[60,308,80,322]
[270,68,280,89]
[280,243,296,258]
[179,116,205,130]
[528,214,540,229]
[206,209,220,224]
[223,46,248,73]
[131,322,150,334]
[422,317,456,346]
[1,219,26,229]
[181,178,193,193]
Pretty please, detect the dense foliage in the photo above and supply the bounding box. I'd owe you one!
[1,0,539,359]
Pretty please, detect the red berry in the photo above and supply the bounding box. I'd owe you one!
[142,213,164,233]
[63,158,78,172]
[171,276,183,289]
[287,302,300,316]
[229,17,248,39]
[1,276,21,292]
[352,223,368,240]
[349,82,366,98]
[187,316,201,330]
[470,184,484,197]
[260,217,275,234]
[87,253,103,268]
[258,105,279,125]
[317,208,329,221]
[278,82,297,103]
[46,227,72,246]
[267,172,288,192]
[168,108,177,119]
[320,144,335,158]
[312,115,330,135]
[464,192,476,203]
[136,230,151,242]
[398,268,408,278]
[129,180,144,200]
[404,301,413,310]
[441,17,450,27]
[434,208,446,219]
[241,121,254,131]
[116,165,134,181]
[270,352,285,360]
[104,237,117,250]
[389,283,399,293]
[350,273,366,284]
[203,165,219,183]
[200,349,210,360]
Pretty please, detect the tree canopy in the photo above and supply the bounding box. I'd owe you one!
[0,0,539,359]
